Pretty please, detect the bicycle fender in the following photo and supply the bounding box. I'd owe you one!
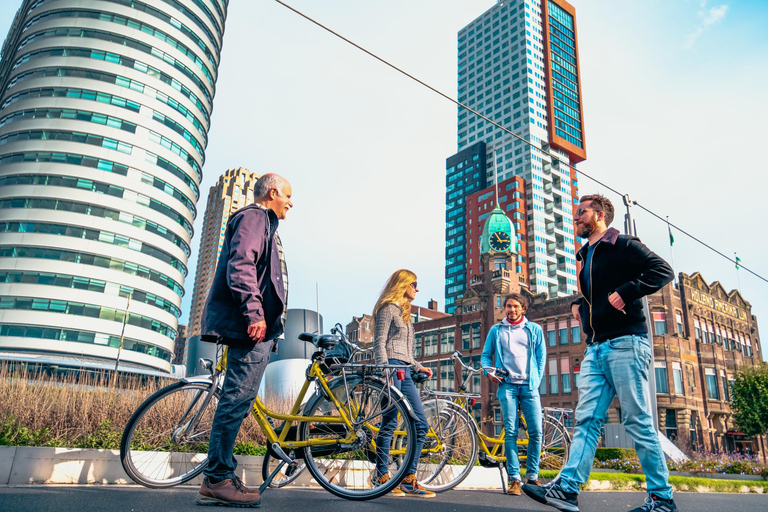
[181,376,215,386]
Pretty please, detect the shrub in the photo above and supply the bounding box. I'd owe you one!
[594,447,637,461]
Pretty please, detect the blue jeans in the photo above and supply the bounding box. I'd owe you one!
[498,382,542,481]
[558,335,672,500]
[375,360,429,477]
[204,340,275,480]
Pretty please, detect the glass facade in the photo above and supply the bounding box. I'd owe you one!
[546,1,584,149]
[445,142,486,313]
[0,0,227,373]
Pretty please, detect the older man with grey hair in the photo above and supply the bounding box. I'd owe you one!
[196,173,293,508]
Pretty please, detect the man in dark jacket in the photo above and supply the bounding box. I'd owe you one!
[523,194,678,512]
[196,174,292,508]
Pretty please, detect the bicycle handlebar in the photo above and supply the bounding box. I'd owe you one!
[451,350,507,376]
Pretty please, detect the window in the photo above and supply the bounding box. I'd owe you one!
[440,359,455,392]
[672,362,684,395]
[440,328,454,354]
[462,324,471,350]
[548,359,558,394]
[653,312,667,335]
[559,327,568,345]
[573,371,580,388]
[414,334,422,358]
[560,358,571,393]
[471,355,482,393]
[539,372,547,395]
[705,368,719,400]
[654,362,669,394]
[471,322,481,349]
[675,312,684,335]
[547,330,556,347]
[721,372,730,401]
[423,331,438,356]
[694,318,701,340]
[561,373,571,394]
[571,325,580,344]
[665,409,678,440]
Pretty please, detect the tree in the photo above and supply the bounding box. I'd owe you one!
[731,363,768,437]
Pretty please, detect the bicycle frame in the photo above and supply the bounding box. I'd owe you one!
[214,346,412,455]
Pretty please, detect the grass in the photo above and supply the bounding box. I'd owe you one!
[0,362,278,451]
[583,471,768,494]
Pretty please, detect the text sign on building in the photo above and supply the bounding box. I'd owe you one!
[689,290,748,321]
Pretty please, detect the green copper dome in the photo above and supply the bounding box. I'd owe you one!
[480,204,516,254]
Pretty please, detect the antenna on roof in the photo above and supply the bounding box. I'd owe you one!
[493,149,500,206]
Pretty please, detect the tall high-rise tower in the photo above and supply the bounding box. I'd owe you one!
[445,0,586,312]
[186,167,259,346]
[0,0,228,374]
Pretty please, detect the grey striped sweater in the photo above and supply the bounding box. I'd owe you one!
[373,303,424,371]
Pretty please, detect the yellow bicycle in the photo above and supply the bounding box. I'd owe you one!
[120,327,418,500]
[413,351,572,492]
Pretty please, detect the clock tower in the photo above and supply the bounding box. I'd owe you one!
[480,203,517,262]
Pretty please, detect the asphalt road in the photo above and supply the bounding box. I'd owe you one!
[1,486,767,512]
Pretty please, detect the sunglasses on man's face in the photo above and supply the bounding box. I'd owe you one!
[410,282,418,289]
[576,208,600,217]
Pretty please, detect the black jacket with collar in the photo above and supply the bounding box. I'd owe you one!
[572,227,673,344]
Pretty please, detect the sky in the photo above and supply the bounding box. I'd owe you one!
[1,0,767,353]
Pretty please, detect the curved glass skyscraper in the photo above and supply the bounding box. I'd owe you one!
[0,0,228,374]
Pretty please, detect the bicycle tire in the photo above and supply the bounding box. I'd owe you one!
[518,415,571,472]
[413,399,478,492]
[261,449,307,488]
[300,378,418,500]
[120,380,219,488]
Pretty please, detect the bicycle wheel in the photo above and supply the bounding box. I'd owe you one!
[404,399,477,492]
[538,417,571,471]
[120,380,218,488]
[261,449,307,488]
[301,378,417,500]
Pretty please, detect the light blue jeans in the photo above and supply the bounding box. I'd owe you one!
[558,335,673,500]
[498,382,542,481]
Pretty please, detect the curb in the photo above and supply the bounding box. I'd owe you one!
[1,446,766,494]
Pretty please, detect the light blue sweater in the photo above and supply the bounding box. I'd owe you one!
[481,317,546,391]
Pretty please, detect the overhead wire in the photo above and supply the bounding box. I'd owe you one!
[273,0,767,286]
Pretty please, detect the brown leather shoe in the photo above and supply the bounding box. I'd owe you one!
[506,479,522,495]
[234,476,260,495]
[526,478,542,487]
[196,477,261,507]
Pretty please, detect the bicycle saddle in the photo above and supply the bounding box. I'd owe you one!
[298,332,339,350]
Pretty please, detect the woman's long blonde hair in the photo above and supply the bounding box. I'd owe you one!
[373,269,417,323]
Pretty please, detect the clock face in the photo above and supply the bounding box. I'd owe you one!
[489,231,511,252]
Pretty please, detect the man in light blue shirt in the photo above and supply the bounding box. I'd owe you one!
[481,293,546,496]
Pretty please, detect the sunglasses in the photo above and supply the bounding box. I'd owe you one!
[410,282,418,289]
[575,207,600,217]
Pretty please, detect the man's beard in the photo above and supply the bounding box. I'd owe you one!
[576,217,598,239]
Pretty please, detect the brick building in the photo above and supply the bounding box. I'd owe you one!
[408,265,765,456]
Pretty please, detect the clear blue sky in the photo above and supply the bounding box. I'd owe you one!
[1,0,767,355]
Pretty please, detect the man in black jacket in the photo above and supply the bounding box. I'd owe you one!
[523,194,678,512]
[196,174,292,508]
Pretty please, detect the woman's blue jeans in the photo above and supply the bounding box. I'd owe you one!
[557,335,673,500]
[374,359,429,478]
[497,382,542,481]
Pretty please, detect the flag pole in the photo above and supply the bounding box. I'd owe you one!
[666,216,677,287]
[735,252,742,294]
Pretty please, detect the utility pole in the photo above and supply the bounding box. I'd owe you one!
[112,293,132,387]
[623,194,660,431]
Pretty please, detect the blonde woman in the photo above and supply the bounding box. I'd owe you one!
[371,269,435,498]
